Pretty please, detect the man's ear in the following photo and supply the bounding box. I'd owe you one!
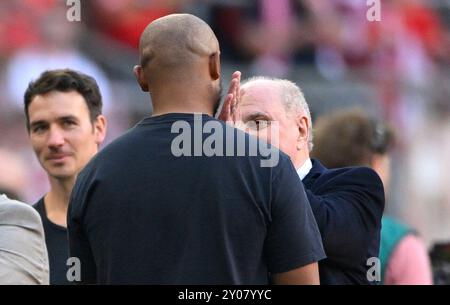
[296,114,310,150]
[209,52,220,81]
[93,115,107,146]
[133,65,149,92]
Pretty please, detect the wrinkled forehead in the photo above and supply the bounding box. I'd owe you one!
[240,83,285,116]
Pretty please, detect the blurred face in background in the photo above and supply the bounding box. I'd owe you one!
[28,91,106,181]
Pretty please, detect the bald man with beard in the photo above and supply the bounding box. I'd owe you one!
[67,14,325,284]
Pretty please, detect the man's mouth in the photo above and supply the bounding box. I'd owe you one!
[46,153,71,162]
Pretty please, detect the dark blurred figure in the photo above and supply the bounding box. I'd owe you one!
[210,0,317,76]
[430,243,450,285]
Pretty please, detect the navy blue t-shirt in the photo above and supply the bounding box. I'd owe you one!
[68,113,325,284]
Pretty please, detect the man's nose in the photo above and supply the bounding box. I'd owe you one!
[47,126,65,148]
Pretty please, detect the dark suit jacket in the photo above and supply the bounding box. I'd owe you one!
[303,159,384,284]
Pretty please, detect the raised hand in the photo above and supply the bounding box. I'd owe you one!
[218,71,241,124]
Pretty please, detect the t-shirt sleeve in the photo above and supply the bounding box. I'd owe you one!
[264,156,326,274]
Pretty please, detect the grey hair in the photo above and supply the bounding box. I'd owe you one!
[241,76,314,151]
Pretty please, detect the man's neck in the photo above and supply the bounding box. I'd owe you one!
[149,84,216,117]
[44,176,75,228]
[151,104,214,117]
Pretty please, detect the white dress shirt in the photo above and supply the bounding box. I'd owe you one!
[296,158,313,181]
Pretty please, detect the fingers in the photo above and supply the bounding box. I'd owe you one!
[218,71,242,124]
[224,93,233,120]
[226,74,239,96]
[230,72,241,119]
[218,93,234,122]
[232,71,241,98]
[235,72,241,108]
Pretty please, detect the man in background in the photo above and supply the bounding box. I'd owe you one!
[24,69,107,284]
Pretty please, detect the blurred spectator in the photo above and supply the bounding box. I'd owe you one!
[312,109,433,285]
[0,0,53,59]
[304,0,371,78]
[210,0,317,76]
[88,0,180,49]
[0,147,28,201]
[367,0,449,133]
[5,3,112,113]
[403,104,450,250]
[429,242,450,284]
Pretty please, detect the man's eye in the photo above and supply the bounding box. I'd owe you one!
[256,120,270,129]
[63,121,76,127]
[247,120,270,130]
[32,126,46,133]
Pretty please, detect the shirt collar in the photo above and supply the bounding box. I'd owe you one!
[297,158,313,181]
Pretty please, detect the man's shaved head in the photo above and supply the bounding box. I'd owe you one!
[134,13,222,116]
[139,14,219,74]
